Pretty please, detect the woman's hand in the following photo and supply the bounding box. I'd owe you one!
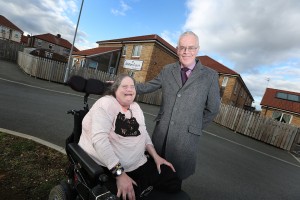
[116,172,137,200]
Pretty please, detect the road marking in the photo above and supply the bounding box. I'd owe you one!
[203,130,300,168]
[0,77,82,97]
[143,112,156,117]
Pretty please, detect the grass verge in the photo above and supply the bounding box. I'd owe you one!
[0,132,68,199]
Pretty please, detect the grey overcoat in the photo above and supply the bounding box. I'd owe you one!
[136,60,220,179]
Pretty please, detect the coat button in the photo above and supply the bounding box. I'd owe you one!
[177,94,181,97]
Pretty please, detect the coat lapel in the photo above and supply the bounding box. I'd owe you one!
[172,63,183,87]
[182,61,204,88]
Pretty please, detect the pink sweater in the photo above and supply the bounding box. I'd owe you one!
[78,95,152,172]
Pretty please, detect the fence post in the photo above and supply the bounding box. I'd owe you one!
[289,128,300,155]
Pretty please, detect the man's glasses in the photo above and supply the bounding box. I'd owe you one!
[177,46,198,52]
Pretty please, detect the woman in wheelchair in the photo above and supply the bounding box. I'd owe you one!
[78,74,181,200]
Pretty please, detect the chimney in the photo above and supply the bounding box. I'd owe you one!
[56,34,61,38]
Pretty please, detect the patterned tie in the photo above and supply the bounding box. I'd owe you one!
[181,67,189,85]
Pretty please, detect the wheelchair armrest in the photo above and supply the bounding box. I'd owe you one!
[67,143,105,182]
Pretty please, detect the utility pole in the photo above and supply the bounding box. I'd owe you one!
[63,0,84,83]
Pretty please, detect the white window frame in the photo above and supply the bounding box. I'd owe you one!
[272,111,292,124]
[221,76,228,87]
[122,46,127,56]
[37,39,42,47]
[234,82,238,95]
[132,45,142,57]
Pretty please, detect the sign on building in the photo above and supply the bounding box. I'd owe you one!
[123,59,143,70]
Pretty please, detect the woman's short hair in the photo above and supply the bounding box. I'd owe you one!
[105,74,136,97]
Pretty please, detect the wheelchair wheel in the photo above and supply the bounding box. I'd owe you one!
[49,184,66,200]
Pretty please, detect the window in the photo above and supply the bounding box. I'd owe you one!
[37,39,42,47]
[276,92,300,102]
[287,94,299,101]
[108,67,116,74]
[128,70,135,77]
[14,33,19,38]
[122,46,127,56]
[276,92,287,99]
[132,45,142,57]
[234,83,238,95]
[272,111,292,124]
[88,60,98,69]
[221,77,228,87]
[49,44,54,49]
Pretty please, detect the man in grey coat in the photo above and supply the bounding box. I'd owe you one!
[136,31,220,181]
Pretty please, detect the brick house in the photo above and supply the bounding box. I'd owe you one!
[28,33,79,57]
[260,88,300,127]
[72,34,254,109]
[0,15,23,43]
[198,56,254,109]
[72,34,178,83]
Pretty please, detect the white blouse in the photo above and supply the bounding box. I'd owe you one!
[78,95,152,172]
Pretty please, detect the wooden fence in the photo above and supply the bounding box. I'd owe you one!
[214,104,300,151]
[0,39,24,61]
[18,51,67,83]
[17,51,162,105]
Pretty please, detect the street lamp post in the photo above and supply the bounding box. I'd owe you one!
[63,0,84,83]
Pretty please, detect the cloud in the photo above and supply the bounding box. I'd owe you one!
[183,0,300,108]
[0,0,88,50]
[241,63,300,109]
[184,0,300,73]
[111,0,131,16]
[160,30,181,48]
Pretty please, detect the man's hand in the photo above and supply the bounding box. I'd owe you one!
[116,172,137,200]
[145,144,176,174]
[154,156,176,174]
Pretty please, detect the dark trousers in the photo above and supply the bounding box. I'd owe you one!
[104,157,182,199]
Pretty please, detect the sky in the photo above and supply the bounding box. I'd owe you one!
[1,0,300,110]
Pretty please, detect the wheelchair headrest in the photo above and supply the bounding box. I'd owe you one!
[68,75,110,95]
[68,75,86,93]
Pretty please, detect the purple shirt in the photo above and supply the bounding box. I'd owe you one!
[181,60,196,77]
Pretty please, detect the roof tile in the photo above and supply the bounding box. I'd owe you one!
[197,55,238,75]
[73,46,121,56]
[261,88,300,114]
[0,15,23,33]
[33,33,79,51]
[97,34,177,53]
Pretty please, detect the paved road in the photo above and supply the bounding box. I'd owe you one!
[1,60,300,200]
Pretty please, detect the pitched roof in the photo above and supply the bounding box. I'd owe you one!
[0,15,23,33]
[97,34,177,55]
[33,33,79,51]
[73,46,121,56]
[198,55,254,101]
[197,55,238,75]
[260,88,300,114]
